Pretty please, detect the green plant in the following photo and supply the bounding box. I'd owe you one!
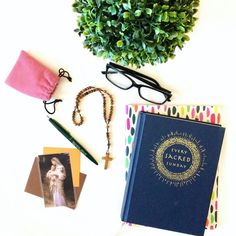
[73,0,199,68]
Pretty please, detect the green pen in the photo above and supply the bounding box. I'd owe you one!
[48,117,98,165]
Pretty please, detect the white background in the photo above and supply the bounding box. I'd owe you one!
[0,1,235,236]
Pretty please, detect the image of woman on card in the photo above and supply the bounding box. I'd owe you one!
[46,157,67,207]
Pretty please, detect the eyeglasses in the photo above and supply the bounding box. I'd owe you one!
[101,62,172,104]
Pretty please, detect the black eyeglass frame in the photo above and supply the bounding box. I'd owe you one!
[102,62,172,104]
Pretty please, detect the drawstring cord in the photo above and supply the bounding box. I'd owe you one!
[43,99,62,114]
[43,68,72,114]
[58,68,72,82]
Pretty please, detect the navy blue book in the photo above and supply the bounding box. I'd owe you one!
[121,112,225,236]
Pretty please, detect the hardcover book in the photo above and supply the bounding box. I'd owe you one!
[121,112,225,236]
[124,104,221,230]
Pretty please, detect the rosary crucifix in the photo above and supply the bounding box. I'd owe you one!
[72,86,114,169]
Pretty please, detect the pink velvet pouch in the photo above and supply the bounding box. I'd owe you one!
[5,50,59,101]
[5,50,72,114]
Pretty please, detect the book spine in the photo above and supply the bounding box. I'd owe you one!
[121,112,146,221]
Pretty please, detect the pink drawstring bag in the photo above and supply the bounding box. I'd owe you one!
[5,50,71,113]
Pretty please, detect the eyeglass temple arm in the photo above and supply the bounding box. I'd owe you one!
[101,70,119,76]
[156,85,172,95]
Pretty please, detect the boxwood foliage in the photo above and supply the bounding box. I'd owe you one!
[73,0,199,68]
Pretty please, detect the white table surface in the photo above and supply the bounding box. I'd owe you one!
[0,1,235,236]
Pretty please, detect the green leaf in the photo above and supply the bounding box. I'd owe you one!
[97,22,104,31]
[132,31,139,39]
[121,23,128,31]
[107,21,111,27]
[157,14,162,22]
[134,9,142,17]
[111,20,119,27]
[108,6,117,15]
[116,40,124,47]
[102,51,108,58]
[168,32,178,40]
[168,11,177,18]
[154,27,161,35]
[145,8,152,15]
[128,52,133,59]
[183,35,190,41]
[177,25,185,32]
[123,12,130,19]
[83,29,90,36]
[91,36,98,43]
[119,31,124,37]
[142,41,146,50]
[179,12,186,19]
[106,0,113,4]
[157,45,165,51]
[162,12,169,22]
[153,3,159,9]
[123,3,131,10]
[96,0,101,8]
[193,1,200,7]
[147,47,154,53]
[162,5,169,10]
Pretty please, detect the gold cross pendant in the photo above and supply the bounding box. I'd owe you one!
[102,154,113,169]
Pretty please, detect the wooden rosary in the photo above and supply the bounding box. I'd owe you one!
[72,86,114,169]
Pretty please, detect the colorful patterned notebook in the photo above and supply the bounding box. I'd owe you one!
[124,104,221,230]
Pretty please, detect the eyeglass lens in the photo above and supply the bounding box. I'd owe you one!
[106,67,132,89]
[139,86,168,104]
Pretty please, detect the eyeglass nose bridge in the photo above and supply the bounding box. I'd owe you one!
[129,78,140,89]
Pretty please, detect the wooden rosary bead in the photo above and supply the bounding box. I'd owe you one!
[72,86,114,169]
